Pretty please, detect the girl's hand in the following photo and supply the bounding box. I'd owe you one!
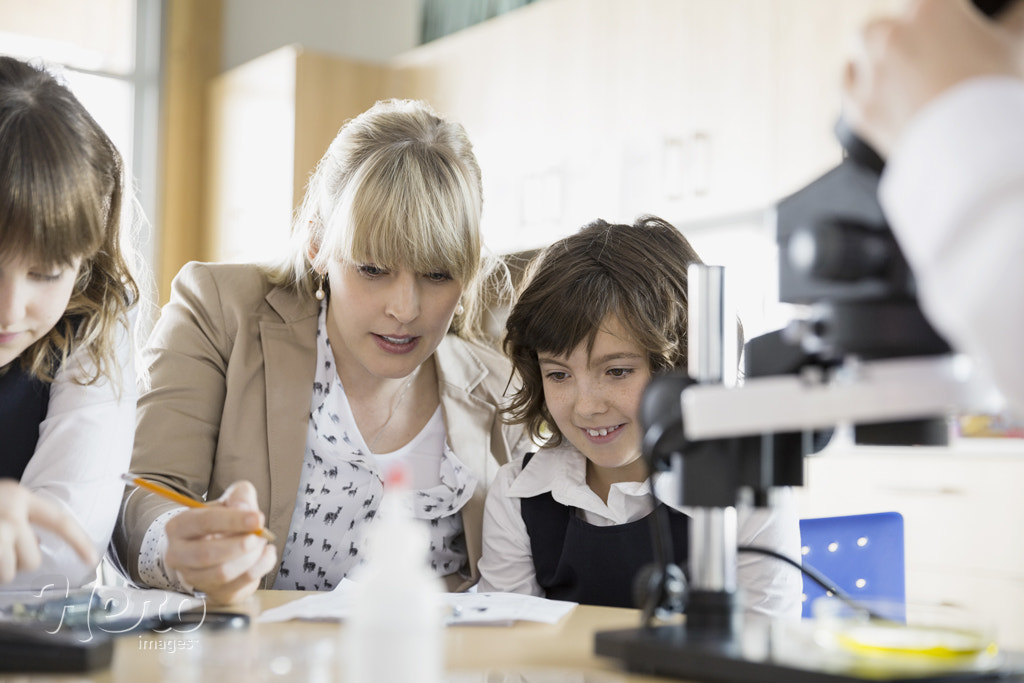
[164,480,278,605]
[0,479,98,584]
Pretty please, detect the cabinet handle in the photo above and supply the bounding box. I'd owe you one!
[692,131,710,197]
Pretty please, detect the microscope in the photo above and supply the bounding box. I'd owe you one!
[594,2,1017,680]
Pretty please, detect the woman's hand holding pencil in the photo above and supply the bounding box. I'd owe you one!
[123,475,279,605]
[121,474,276,541]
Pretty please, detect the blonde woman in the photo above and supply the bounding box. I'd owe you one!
[113,99,530,605]
[0,56,143,588]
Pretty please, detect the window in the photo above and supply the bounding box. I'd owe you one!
[421,0,539,43]
[0,0,162,266]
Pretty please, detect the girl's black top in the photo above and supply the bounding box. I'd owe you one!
[0,365,51,479]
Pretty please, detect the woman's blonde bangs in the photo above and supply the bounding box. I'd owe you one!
[318,144,482,284]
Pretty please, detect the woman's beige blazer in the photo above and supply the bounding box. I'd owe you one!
[112,261,530,590]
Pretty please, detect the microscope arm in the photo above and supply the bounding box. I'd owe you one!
[681,353,1000,442]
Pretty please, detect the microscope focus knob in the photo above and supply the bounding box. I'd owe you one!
[788,219,891,282]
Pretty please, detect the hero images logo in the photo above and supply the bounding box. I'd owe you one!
[24,577,208,642]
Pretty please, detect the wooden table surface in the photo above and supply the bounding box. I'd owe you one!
[3,590,686,682]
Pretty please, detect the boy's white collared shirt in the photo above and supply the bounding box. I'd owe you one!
[506,445,652,526]
[478,444,803,619]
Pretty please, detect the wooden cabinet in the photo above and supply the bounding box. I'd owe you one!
[386,0,906,254]
[205,46,388,263]
[796,441,1024,650]
[388,0,780,254]
[204,0,906,261]
[613,0,778,223]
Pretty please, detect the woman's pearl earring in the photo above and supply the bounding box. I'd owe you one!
[315,276,326,301]
[456,302,465,316]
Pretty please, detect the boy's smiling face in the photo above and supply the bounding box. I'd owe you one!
[538,315,652,482]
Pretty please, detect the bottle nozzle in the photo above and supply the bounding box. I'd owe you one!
[383,461,410,492]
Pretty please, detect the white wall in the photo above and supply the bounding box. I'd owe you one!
[221,0,421,71]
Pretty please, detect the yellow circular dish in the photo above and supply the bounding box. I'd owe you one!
[812,600,1001,676]
[835,621,997,659]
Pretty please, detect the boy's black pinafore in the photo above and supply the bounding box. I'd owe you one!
[518,452,690,608]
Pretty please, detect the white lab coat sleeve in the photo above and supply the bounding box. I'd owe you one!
[736,487,804,620]
[880,77,1024,419]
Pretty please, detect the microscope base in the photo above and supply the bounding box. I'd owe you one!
[594,625,1023,683]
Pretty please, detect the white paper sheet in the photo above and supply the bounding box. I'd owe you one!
[257,579,576,626]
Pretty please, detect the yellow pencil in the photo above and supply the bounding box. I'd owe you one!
[121,473,276,542]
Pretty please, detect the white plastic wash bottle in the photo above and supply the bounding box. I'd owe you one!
[342,462,445,683]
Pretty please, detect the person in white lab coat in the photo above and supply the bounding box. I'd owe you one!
[842,0,1024,418]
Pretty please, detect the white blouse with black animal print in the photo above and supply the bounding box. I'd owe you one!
[271,302,477,590]
[137,302,478,594]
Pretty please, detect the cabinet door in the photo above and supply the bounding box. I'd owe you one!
[913,569,1024,651]
[771,0,904,200]
[680,0,776,218]
[206,48,298,264]
[800,448,1024,573]
[797,446,1024,650]
[206,48,387,264]
[613,0,777,224]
